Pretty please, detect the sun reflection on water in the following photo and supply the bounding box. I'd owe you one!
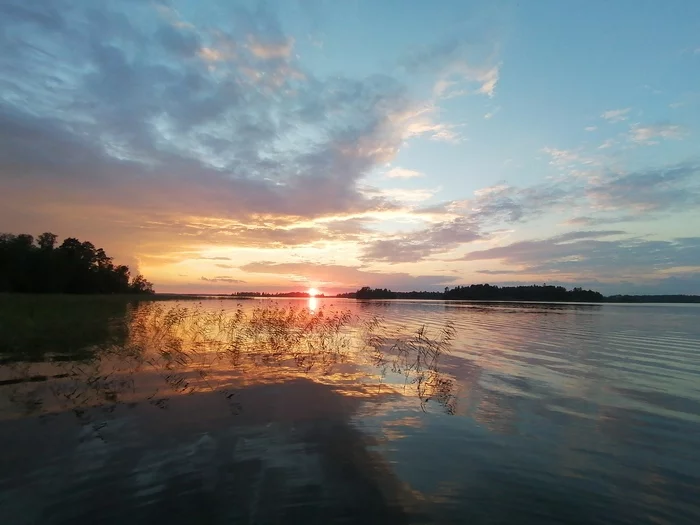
[308,296,318,311]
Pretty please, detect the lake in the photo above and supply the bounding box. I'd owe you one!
[1,297,699,524]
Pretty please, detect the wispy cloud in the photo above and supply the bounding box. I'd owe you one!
[476,269,525,275]
[629,123,686,145]
[565,215,637,227]
[361,217,482,264]
[240,261,457,290]
[433,64,500,99]
[201,276,246,283]
[403,36,501,99]
[484,106,501,119]
[586,162,700,212]
[541,147,598,173]
[385,167,424,179]
[461,232,700,286]
[601,108,631,123]
[365,186,440,204]
[400,105,464,143]
[542,147,581,166]
[247,35,294,59]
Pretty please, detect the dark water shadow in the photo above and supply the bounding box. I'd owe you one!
[0,378,422,525]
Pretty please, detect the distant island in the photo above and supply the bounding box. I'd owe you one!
[231,291,326,298]
[337,286,700,303]
[0,232,154,294]
[344,285,603,302]
[604,295,700,303]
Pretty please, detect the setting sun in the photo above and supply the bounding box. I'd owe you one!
[307,287,320,297]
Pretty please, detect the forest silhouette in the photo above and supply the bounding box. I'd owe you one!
[351,285,604,302]
[0,232,153,294]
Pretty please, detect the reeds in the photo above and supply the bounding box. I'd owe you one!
[2,302,458,420]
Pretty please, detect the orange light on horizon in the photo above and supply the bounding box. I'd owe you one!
[307,287,320,297]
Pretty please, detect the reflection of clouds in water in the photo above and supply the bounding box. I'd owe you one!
[0,379,417,525]
[3,300,700,524]
[0,302,458,422]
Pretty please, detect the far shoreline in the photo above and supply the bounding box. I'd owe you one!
[1,293,698,304]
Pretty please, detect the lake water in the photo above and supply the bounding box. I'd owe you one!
[1,298,699,524]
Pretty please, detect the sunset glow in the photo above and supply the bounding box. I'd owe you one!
[307,288,320,297]
[1,1,698,295]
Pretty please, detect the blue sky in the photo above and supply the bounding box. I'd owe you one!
[1,0,699,294]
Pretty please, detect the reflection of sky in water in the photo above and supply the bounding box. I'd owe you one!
[1,299,700,524]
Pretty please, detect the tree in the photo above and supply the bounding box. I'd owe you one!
[130,274,154,294]
[0,231,156,294]
[37,232,58,250]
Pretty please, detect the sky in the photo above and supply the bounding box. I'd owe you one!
[1,0,699,295]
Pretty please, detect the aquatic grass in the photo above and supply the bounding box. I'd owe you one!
[1,302,458,422]
[361,315,457,413]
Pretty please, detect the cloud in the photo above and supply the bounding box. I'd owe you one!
[476,269,524,275]
[461,231,700,284]
[201,276,246,283]
[564,215,637,227]
[586,162,700,212]
[240,262,458,290]
[396,159,700,266]
[0,0,427,264]
[629,123,686,144]
[385,167,424,179]
[403,36,501,99]
[400,105,464,143]
[215,263,235,268]
[601,108,631,123]
[361,217,482,264]
[157,23,201,58]
[363,186,440,205]
[483,106,501,119]
[433,64,500,99]
[475,65,500,97]
[320,217,375,239]
[198,47,230,63]
[585,126,597,132]
[383,181,578,264]
[466,182,573,223]
[247,35,294,59]
[541,147,598,173]
[552,230,627,242]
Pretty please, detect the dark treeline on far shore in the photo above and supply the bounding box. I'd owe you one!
[342,285,699,302]
[337,288,443,300]
[605,295,700,303]
[0,232,154,294]
[232,291,326,298]
[348,285,603,301]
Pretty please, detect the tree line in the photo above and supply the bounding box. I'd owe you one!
[606,295,700,303]
[231,291,326,298]
[348,287,444,300]
[0,232,154,294]
[351,284,604,302]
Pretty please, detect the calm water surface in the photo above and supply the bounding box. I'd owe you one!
[1,298,699,524]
